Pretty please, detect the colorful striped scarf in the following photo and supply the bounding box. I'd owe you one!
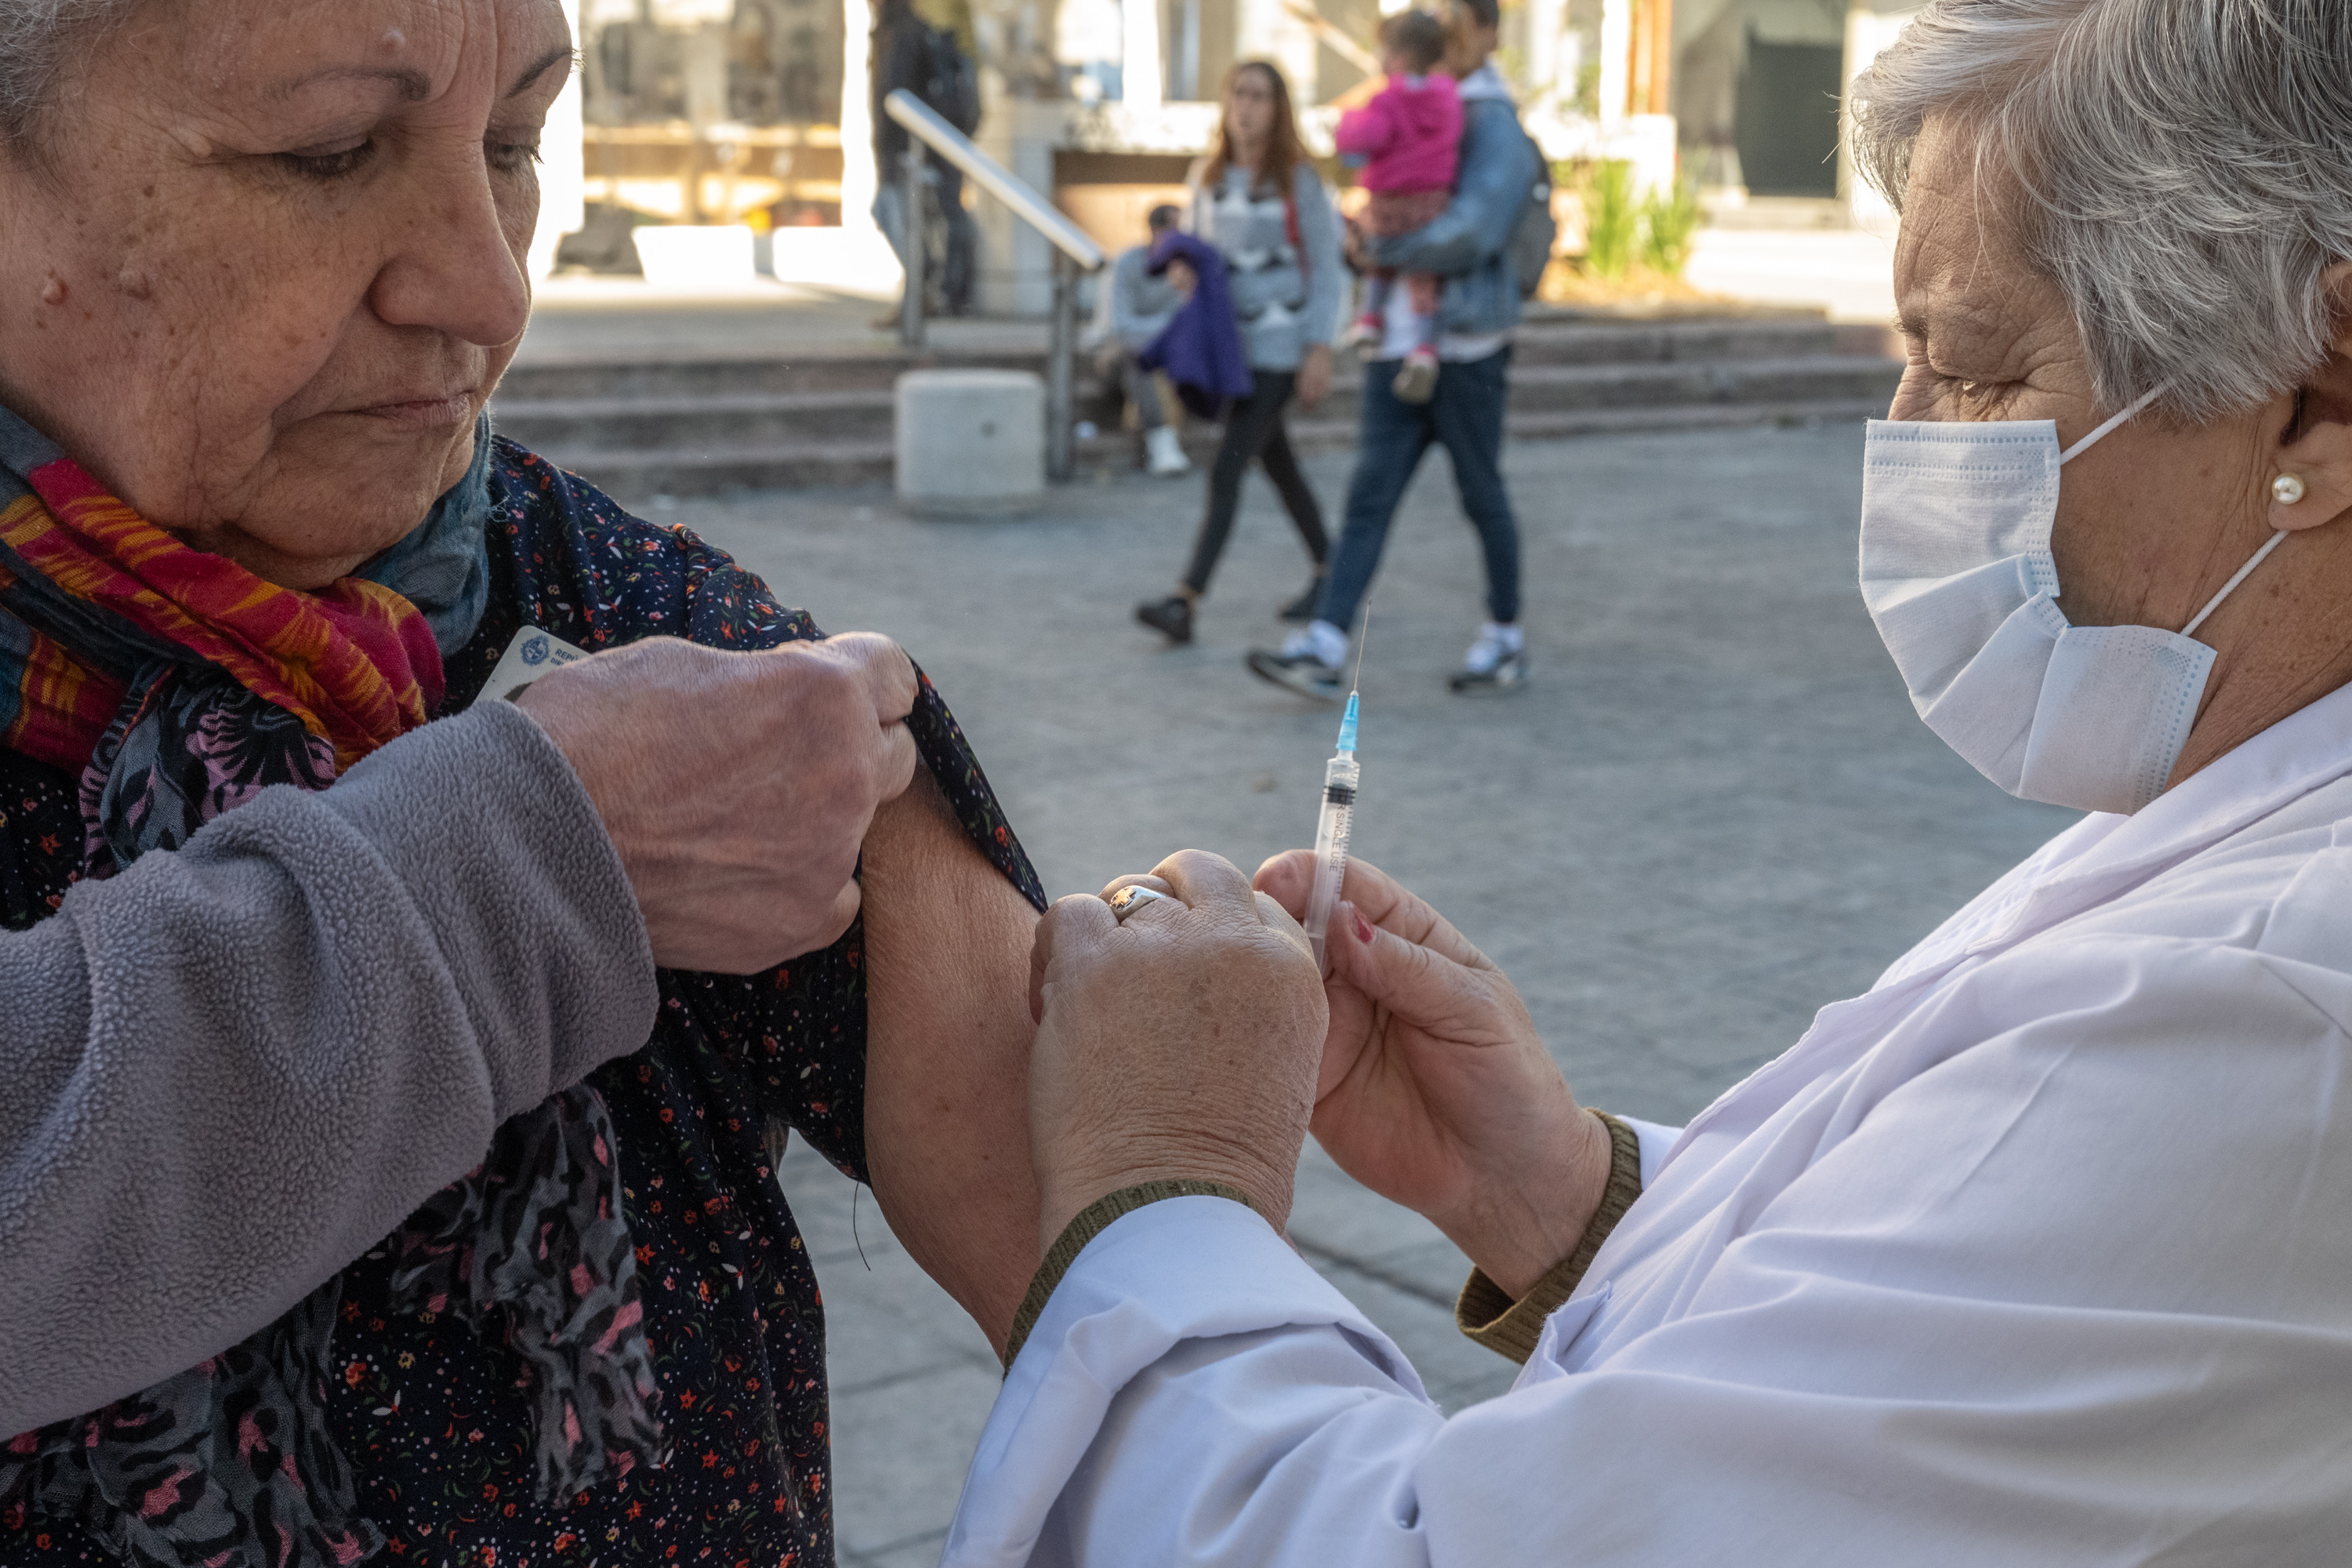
[0,453,441,772]
[0,422,444,880]
[0,410,663,1568]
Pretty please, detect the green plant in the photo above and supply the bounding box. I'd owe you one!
[1581,159,1637,280]
[1639,175,1701,278]
[1573,57,1602,119]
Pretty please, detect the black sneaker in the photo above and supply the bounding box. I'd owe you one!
[1278,576,1328,623]
[1136,594,1194,643]
[1246,648,1346,700]
[1448,650,1529,695]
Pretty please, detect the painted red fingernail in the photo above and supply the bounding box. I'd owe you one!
[1353,909,1374,944]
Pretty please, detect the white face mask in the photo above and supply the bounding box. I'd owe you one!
[1859,390,2285,815]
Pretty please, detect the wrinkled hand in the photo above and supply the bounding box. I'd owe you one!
[1296,343,1334,411]
[1255,851,1612,1297]
[1026,851,1328,1250]
[517,633,919,974]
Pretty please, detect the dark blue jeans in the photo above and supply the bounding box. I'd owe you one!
[1316,348,1520,630]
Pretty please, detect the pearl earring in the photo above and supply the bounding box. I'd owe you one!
[2274,473,2307,505]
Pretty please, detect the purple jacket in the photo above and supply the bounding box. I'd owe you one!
[1137,231,1256,417]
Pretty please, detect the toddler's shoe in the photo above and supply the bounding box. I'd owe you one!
[1341,313,1385,357]
[1392,345,1439,405]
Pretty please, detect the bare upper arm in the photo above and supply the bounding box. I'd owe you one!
[855,769,1042,1349]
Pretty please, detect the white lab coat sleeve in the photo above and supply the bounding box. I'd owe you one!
[942,1196,1446,1568]
[945,938,2352,1566]
[1615,1116,1682,1185]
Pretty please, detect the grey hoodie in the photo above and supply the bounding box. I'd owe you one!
[0,700,658,1436]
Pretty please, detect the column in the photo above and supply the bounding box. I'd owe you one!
[1125,0,1165,109]
[1641,0,1673,114]
[840,0,883,240]
[530,0,588,279]
[1597,0,1632,125]
[1523,0,1566,113]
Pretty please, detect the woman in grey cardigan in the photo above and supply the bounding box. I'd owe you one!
[1136,61,1344,644]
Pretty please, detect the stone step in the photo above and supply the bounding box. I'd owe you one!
[498,350,1040,401]
[495,314,1848,403]
[1308,354,1901,422]
[1503,317,1842,367]
[492,351,1900,458]
[495,305,1900,499]
[533,393,1893,499]
[495,387,898,451]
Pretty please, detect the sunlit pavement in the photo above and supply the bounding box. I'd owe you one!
[660,421,2071,1565]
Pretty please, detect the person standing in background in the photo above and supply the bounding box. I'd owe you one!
[1135,61,1342,646]
[871,0,981,318]
[1248,0,1538,698]
[1091,204,1192,477]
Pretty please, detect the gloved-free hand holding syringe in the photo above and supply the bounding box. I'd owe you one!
[1302,694,1360,971]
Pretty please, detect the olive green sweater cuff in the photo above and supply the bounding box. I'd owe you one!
[1455,1109,1644,1366]
[1003,1179,1258,1369]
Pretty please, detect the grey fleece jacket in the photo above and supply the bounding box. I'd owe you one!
[0,700,659,1437]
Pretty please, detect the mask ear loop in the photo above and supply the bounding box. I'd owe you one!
[2060,384,2170,465]
[2182,529,2288,640]
[2053,382,2285,641]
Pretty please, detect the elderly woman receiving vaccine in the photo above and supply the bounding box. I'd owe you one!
[0,2,1047,1566]
[949,2,2352,1563]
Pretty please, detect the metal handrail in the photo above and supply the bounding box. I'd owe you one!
[883,91,1106,270]
[883,89,1105,481]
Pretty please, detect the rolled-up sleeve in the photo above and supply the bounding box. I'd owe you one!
[0,700,658,1436]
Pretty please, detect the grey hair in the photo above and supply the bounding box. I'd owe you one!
[0,0,139,145]
[1851,0,2352,424]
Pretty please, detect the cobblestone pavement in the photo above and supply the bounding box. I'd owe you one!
[661,423,2077,1566]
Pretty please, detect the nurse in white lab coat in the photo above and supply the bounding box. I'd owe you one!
[946,2,2352,1562]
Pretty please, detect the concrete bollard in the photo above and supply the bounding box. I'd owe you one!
[895,369,1046,517]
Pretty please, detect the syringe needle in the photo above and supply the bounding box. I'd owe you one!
[1349,598,1373,697]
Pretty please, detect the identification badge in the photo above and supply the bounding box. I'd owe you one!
[485,624,590,703]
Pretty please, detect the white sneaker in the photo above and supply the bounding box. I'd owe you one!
[1450,622,1527,695]
[1247,645,1346,699]
[1145,426,1191,477]
[1290,619,1350,668]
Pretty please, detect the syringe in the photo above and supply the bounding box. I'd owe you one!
[1302,691,1360,974]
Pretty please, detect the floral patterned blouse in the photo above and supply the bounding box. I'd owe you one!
[0,441,1045,1568]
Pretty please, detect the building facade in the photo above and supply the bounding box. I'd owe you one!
[538,0,1914,307]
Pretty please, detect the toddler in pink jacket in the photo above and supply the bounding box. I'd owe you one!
[1335,9,1462,391]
